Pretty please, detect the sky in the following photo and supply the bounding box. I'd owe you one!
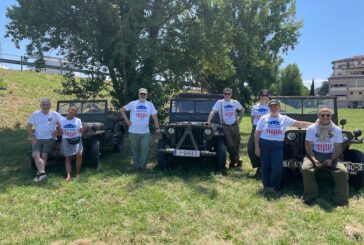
[1,0,363,88]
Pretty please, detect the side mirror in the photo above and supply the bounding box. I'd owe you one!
[340,119,347,126]
[353,129,362,140]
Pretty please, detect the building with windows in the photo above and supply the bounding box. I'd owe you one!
[328,55,364,108]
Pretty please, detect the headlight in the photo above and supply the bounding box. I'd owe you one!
[342,133,349,142]
[287,132,297,141]
[204,128,212,135]
[167,127,175,134]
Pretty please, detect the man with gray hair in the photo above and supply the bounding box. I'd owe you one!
[27,98,63,182]
[301,107,349,206]
[206,87,245,168]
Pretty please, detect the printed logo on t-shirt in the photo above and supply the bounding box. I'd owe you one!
[314,134,334,152]
[266,120,282,135]
[136,104,148,119]
[63,124,78,138]
[48,117,53,121]
[257,108,268,113]
[224,104,235,118]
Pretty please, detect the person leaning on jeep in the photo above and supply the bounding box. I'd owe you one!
[206,87,245,168]
[27,98,63,182]
[301,107,349,206]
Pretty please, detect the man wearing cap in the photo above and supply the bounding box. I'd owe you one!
[120,88,160,170]
[255,99,311,192]
[27,98,63,182]
[301,108,349,206]
[206,87,245,168]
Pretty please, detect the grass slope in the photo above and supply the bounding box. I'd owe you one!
[0,69,364,244]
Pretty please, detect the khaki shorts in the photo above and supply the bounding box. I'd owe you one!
[32,139,56,154]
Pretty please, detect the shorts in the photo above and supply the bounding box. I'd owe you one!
[32,139,56,154]
[60,139,83,157]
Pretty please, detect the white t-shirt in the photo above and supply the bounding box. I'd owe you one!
[60,117,83,139]
[251,103,269,126]
[28,110,63,139]
[305,124,343,153]
[256,114,297,141]
[212,99,243,125]
[124,100,157,134]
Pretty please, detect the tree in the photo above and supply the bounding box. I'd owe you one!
[318,81,329,95]
[279,63,306,96]
[310,78,315,96]
[6,0,302,108]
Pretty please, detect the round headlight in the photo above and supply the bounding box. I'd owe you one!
[287,132,297,141]
[167,127,175,134]
[204,128,212,135]
[342,133,349,142]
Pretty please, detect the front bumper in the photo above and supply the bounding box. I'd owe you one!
[158,148,216,157]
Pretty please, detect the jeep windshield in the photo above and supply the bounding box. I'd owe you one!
[169,99,220,123]
[57,100,107,115]
[271,96,338,124]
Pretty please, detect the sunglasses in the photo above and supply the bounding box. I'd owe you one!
[320,114,331,118]
[139,93,147,96]
[224,93,231,95]
[260,94,269,97]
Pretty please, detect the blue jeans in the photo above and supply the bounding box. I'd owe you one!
[259,138,284,191]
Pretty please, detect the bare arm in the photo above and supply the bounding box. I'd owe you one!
[206,110,217,124]
[305,141,320,167]
[293,121,313,128]
[238,108,245,124]
[119,107,131,127]
[152,114,160,133]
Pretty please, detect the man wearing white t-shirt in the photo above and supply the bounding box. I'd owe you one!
[302,108,349,206]
[206,87,245,168]
[27,98,63,182]
[120,88,160,170]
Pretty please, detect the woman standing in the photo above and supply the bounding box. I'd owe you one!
[254,99,311,192]
[60,105,84,181]
[247,89,270,176]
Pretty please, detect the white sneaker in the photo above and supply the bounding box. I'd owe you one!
[33,175,40,182]
[37,174,48,181]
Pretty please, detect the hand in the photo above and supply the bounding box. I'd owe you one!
[322,159,333,167]
[31,138,37,146]
[126,120,132,127]
[238,118,242,124]
[204,122,210,126]
[255,147,260,157]
[155,128,161,134]
[312,159,322,168]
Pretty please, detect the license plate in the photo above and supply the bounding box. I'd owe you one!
[173,149,200,157]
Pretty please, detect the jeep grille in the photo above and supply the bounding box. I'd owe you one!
[284,131,306,161]
[175,127,204,149]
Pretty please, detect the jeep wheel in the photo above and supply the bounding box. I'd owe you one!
[215,138,226,171]
[88,139,100,169]
[345,149,364,189]
[157,139,168,169]
[113,137,123,153]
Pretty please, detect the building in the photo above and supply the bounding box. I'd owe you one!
[328,55,364,108]
[29,56,71,75]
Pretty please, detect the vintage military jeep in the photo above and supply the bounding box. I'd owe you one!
[31,100,127,169]
[157,93,227,170]
[251,96,364,188]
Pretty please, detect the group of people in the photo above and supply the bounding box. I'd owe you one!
[28,87,349,206]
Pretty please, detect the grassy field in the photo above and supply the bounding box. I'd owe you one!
[1,69,364,244]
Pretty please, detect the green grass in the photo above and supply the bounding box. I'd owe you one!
[1,69,364,244]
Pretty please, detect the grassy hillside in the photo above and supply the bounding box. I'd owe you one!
[0,69,364,244]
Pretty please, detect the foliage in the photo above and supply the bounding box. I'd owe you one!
[276,63,307,96]
[6,0,302,108]
[0,77,7,90]
[318,81,329,96]
[310,79,315,96]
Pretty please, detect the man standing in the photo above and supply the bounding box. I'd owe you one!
[301,108,349,206]
[27,98,63,182]
[206,88,244,168]
[120,88,160,170]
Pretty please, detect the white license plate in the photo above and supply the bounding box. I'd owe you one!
[173,149,200,157]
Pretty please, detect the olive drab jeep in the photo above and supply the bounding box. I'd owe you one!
[249,96,364,188]
[30,100,128,169]
[157,93,227,170]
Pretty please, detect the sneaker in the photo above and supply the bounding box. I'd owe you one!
[229,161,235,168]
[303,197,317,206]
[236,160,243,167]
[254,168,261,178]
[37,174,48,181]
[33,175,40,182]
[333,200,349,207]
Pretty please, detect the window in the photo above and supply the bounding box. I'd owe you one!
[350,92,354,95]
[359,92,363,95]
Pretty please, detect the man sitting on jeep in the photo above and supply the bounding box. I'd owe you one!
[301,108,349,206]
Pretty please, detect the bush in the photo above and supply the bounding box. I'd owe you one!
[0,77,7,90]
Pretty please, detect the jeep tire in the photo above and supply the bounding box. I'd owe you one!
[345,149,364,189]
[216,138,226,170]
[157,138,168,169]
[88,139,100,169]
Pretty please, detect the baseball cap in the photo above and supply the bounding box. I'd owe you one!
[268,99,280,106]
[139,88,148,94]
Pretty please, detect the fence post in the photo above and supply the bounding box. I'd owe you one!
[20,56,23,71]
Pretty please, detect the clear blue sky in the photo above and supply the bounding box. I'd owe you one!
[1,0,363,87]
